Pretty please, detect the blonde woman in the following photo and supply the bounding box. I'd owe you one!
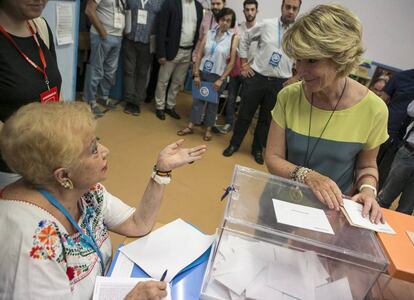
[265,4,388,223]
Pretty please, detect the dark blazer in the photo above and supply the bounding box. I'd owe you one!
[156,0,203,61]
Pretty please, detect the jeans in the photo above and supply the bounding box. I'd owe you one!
[83,33,123,103]
[123,39,152,105]
[378,144,414,215]
[225,76,242,125]
[189,72,224,127]
[229,72,285,152]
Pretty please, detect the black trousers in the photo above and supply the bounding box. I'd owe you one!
[229,72,285,152]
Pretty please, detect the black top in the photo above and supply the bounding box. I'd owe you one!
[0,20,62,172]
[156,0,203,61]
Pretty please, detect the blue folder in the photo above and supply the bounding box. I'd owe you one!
[192,81,219,103]
[107,245,211,299]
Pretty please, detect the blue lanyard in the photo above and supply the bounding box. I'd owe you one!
[278,21,282,48]
[37,189,105,275]
[210,31,227,56]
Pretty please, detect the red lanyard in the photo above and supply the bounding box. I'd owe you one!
[0,21,50,90]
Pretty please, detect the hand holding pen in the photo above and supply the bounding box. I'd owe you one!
[124,270,168,300]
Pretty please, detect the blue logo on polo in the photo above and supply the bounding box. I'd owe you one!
[203,60,214,72]
[269,52,282,67]
[200,87,209,97]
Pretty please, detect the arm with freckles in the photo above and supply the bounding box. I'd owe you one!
[110,140,207,237]
[352,147,384,224]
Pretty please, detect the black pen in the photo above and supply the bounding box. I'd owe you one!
[160,269,168,282]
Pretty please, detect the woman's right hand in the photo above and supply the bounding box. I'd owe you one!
[124,281,167,300]
[305,171,343,210]
[194,76,201,88]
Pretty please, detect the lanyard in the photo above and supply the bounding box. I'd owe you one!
[37,189,105,275]
[140,0,149,9]
[210,31,227,56]
[277,20,282,48]
[0,22,50,90]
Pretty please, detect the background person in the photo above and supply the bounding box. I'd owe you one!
[0,102,207,299]
[154,0,203,120]
[83,0,126,117]
[265,4,388,223]
[222,0,301,165]
[177,8,238,141]
[0,0,62,188]
[378,99,414,215]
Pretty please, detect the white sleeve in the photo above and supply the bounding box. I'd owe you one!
[101,185,136,229]
[239,21,263,59]
[407,99,414,117]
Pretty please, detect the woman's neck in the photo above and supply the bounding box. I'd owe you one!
[0,8,31,37]
[312,77,347,108]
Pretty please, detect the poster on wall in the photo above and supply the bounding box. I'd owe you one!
[56,2,73,45]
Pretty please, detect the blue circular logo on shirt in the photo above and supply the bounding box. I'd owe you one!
[204,61,213,71]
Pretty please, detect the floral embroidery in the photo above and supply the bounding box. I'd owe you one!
[28,184,110,290]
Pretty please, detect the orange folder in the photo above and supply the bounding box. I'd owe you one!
[376,209,414,283]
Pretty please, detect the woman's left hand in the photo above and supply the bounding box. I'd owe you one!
[351,190,385,224]
[155,139,207,171]
[213,79,223,91]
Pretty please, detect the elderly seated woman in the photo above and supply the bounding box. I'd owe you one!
[0,102,207,299]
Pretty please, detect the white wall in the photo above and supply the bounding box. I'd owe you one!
[227,0,414,70]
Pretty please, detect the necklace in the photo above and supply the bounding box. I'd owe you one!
[303,78,348,167]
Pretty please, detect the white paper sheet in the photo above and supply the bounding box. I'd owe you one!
[92,276,171,300]
[110,251,135,278]
[56,3,73,45]
[246,268,284,300]
[272,199,335,235]
[342,199,396,234]
[315,277,353,300]
[119,218,215,282]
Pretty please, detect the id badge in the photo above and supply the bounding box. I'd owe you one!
[269,51,282,67]
[40,86,59,103]
[114,12,125,29]
[203,60,214,73]
[137,10,148,25]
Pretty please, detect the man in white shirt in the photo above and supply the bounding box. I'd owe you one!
[378,99,414,215]
[223,0,301,164]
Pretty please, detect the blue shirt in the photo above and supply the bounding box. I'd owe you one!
[125,0,165,43]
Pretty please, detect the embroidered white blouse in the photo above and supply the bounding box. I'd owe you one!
[0,183,135,300]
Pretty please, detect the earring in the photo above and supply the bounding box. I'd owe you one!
[61,178,74,190]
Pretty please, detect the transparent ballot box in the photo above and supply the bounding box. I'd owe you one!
[201,165,388,300]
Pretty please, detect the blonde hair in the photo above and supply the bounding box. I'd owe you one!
[0,101,96,187]
[282,4,364,77]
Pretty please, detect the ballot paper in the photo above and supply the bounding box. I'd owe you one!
[110,252,135,278]
[209,234,331,300]
[341,199,396,234]
[119,218,215,282]
[272,199,335,235]
[315,277,353,300]
[92,276,171,300]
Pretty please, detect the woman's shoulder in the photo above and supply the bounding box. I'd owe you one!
[278,81,303,102]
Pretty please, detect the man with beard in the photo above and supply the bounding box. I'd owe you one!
[223,0,301,164]
[218,0,259,134]
[192,0,226,63]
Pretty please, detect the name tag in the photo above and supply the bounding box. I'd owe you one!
[114,12,125,29]
[40,86,59,103]
[137,9,148,25]
[269,51,282,67]
[203,60,214,73]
